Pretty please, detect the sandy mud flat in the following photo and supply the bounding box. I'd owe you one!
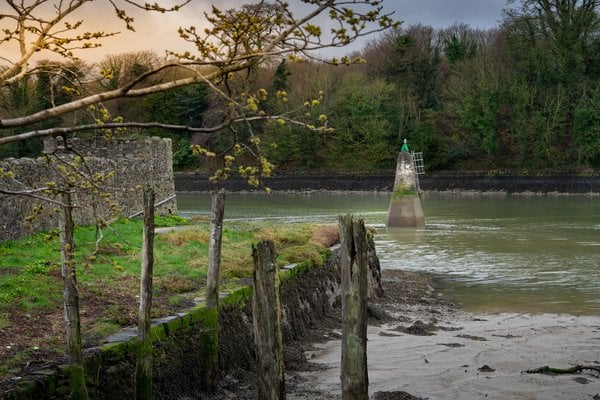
[286,270,600,400]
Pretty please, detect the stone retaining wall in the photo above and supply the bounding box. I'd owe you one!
[0,137,176,242]
[174,173,600,193]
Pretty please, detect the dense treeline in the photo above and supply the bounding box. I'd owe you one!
[263,0,600,172]
[1,0,598,173]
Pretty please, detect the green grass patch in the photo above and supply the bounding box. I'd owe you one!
[0,216,336,380]
[391,184,419,198]
[86,320,122,340]
[0,218,335,347]
[0,313,10,330]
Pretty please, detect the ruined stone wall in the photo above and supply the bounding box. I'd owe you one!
[0,137,176,242]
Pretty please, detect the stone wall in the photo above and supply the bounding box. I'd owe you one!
[0,241,382,400]
[174,172,600,193]
[0,137,176,242]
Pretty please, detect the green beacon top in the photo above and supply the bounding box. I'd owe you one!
[401,138,409,152]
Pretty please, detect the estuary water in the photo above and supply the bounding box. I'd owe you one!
[176,192,600,316]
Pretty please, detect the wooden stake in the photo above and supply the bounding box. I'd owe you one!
[206,189,225,309]
[59,190,89,400]
[202,189,225,389]
[136,187,155,400]
[252,240,286,400]
[339,215,368,400]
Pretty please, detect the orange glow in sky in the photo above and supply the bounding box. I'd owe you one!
[0,1,220,64]
[0,0,507,66]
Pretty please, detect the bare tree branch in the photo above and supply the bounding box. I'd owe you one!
[0,113,329,145]
[0,186,67,206]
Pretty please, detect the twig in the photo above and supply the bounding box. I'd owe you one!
[128,194,176,219]
[525,365,600,375]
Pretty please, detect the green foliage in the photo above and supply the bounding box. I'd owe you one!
[457,87,500,156]
[409,110,444,169]
[141,84,208,127]
[265,123,326,170]
[444,33,477,64]
[572,88,600,166]
[340,4,599,172]
[155,214,189,227]
[0,61,85,158]
[325,72,399,169]
[173,138,197,169]
[3,3,597,173]
[386,26,442,110]
[139,83,208,169]
[272,60,291,91]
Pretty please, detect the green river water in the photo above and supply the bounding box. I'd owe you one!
[176,192,600,316]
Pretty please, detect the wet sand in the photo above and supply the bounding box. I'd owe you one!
[287,271,600,400]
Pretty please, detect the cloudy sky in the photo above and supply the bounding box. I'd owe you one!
[1,0,510,64]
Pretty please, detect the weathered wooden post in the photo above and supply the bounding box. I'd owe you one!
[202,189,225,389]
[59,190,90,400]
[386,141,425,227]
[339,215,369,400]
[136,187,155,400]
[252,240,286,400]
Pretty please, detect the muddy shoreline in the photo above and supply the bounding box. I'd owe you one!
[288,271,600,400]
[175,173,600,194]
[188,269,439,400]
[195,269,600,400]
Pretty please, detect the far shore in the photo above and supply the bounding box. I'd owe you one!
[174,172,600,194]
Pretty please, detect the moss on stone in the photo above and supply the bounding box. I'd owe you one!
[166,317,182,333]
[61,364,89,400]
[391,184,418,198]
[200,307,219,388]
[280,260,314,281]
[99,342,129,362]
[221,286,252,307]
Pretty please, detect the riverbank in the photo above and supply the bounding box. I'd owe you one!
[285,270,600,400]
[190,269,600,400]
[174,173,600,194]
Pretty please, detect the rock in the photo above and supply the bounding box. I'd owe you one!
[394,320,436,336]
[367,304,390,321]
[478,365,496,372]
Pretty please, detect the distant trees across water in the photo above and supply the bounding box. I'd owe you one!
[2,1,598,173]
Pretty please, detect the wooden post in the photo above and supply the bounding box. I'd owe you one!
[136,187,155,400]
[252,240,286,400]
[202,189,225,389]
[59,191,89,400]
[339,215,368,400]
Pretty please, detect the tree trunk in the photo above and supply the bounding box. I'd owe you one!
[59,191,89,400]
[252,240,286,400]
[136,187,155,400]
[202,189,226,389]
[339,215,368,400]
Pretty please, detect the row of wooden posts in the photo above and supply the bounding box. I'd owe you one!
[140,189,371,399]
[58,187,370,399]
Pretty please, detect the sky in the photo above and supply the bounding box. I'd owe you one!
[0,0,510,64]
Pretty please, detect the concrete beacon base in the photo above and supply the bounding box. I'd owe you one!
[386,150,425,228]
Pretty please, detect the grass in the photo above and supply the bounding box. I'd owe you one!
[0,216,338,379]
[391,184,419,199]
